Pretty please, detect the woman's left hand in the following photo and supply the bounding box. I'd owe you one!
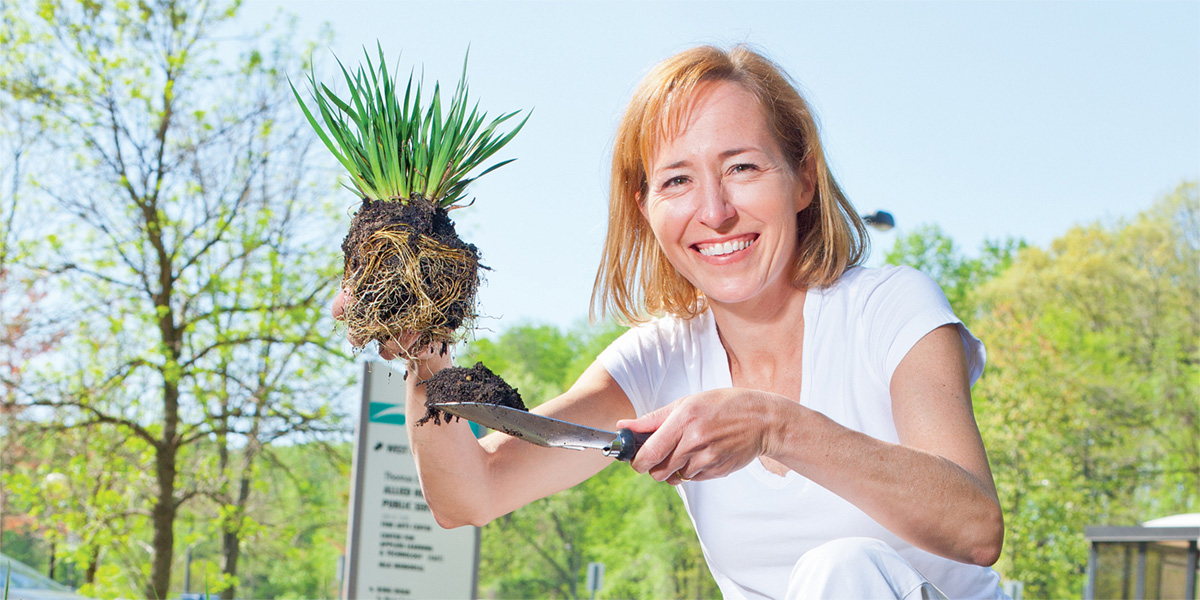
[616,388,790,485]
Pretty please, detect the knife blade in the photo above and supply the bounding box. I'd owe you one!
[431,402,649,462]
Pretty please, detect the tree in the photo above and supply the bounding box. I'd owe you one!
[0,1,348,597]
[173,440,351,600]
[971,182,1199,596]
[465,322,609,598]
[241,442,351,600]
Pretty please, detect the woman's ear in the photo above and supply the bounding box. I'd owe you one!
[794,157,817,213]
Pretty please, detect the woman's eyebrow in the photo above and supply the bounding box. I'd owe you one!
[655,148,762,171]
[657,159,691,171]
[719,147,755,159]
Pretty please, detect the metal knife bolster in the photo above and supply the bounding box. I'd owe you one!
[602,429,646,462]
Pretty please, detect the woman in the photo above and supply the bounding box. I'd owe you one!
[334,45,1005,599]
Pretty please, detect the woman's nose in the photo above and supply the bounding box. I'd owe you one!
[697,181,736,230]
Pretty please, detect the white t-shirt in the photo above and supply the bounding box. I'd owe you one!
[598,266,1001,600]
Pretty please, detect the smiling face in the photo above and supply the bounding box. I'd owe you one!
[640,80,814,308]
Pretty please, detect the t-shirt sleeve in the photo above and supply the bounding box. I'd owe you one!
[863,266,986,386]
[597,321,669,417]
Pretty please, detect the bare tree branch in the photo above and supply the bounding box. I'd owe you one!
[23,401,158,447]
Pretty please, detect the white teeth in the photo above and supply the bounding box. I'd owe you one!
[698,239,751,257]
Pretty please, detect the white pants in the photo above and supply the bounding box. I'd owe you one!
[786,538,949,600]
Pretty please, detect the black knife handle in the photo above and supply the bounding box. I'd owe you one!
[606,428,652,462]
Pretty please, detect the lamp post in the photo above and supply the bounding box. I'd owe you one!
[862,210,895,232]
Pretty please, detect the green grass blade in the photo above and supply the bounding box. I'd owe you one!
[290,79,350,167]
[293,47,527,205]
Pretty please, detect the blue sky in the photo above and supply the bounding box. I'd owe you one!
[244,0,1199,331]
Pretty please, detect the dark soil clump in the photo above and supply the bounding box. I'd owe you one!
[418,362,526,426]
[340,196,484,353]
[343,196,469,276]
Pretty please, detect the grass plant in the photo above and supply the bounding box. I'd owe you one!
[291,45,527,206]
[291,44,529,353]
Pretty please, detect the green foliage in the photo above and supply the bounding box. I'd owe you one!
[1,437,351,600]
[293,46,528,206]
[1,424,144,596]
[972,182,1199,596]
[181,442,351,600]
[0,530,47,580]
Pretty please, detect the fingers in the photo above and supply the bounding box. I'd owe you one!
[623,390,774,485]
[647,452,692,484]
[332,287,368,347]
[332,287,350,320]
[645,446,703,486]
[616,403,672,433]
[623,404,685,480]
[379,338,403,361]
[667,467,693,486]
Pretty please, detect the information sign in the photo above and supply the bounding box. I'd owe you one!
[344,362,479,600]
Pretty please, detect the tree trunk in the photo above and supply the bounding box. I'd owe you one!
[221,526,240,600]
[149,452,177,600]
[85,546,100,585]
[148,404,179,600]
[221,448,258,600]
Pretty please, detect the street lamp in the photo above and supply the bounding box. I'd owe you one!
[862,211,895,232]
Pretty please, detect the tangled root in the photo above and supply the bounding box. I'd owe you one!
[343,225,480,356]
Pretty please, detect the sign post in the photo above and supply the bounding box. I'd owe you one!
[344,362,480,600]
[586,562,605,600]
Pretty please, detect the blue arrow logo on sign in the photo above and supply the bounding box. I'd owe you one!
[368,402,406,425]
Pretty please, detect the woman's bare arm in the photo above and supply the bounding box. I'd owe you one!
[775,325,1003,565]
[406,358,636,528]
[333,289,636,529]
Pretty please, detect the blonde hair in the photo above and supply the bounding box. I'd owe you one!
[591,45,868,323]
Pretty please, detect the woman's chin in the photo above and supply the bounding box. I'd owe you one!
[700,285,762,306]
[699,277,800,309]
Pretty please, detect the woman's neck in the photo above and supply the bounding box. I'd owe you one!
[709,284,808,385]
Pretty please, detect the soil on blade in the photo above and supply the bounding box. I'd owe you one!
[418,362,527,426]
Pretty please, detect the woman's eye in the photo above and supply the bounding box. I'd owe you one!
[661,175,688,189]
[730,163,759,174]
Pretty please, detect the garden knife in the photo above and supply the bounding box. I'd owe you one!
[431,402,649,462]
